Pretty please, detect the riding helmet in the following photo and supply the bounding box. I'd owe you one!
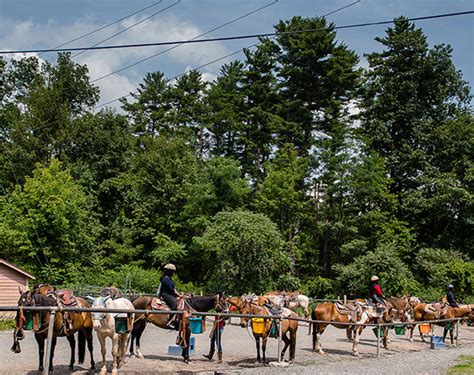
[371,275,379,281]
[447,284,454,289]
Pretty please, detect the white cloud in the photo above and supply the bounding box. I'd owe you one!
[0,13,229,110]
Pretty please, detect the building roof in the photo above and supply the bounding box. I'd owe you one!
[0,259,36,280]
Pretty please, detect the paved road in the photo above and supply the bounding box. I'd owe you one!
[1,320,473,374]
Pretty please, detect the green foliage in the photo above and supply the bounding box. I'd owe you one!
[0,17,471,301]
[301,276,335,299]
[334,239,421,298]
[415,248,474,299]
[275,274,301,292]
[197,210,290,294]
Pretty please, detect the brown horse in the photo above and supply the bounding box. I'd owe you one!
[311,301,388,356]
[232,298,299,363]
[12,288,95,372]
[129,294,227,363]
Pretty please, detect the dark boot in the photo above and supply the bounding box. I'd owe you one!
[217,352,222,363]
[203,350,214,360]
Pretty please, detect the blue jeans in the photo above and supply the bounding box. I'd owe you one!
[210,327,224,353]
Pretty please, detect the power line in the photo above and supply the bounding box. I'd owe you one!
[90,0,279,83]
[72,0,181,58]
[95,0,363,109]
[2,10,472,55]
[40,1,165,56]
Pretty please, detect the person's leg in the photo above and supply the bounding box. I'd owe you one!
[217,328,224,362]
[203,329,216,360]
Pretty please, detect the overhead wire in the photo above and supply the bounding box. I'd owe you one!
[72,0,181,58]
[39,0,165,56]
[90,0,280,83]
[2,10,473,55]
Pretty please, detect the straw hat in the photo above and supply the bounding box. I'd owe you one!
[164,263,177,271]
[371,275,379,281]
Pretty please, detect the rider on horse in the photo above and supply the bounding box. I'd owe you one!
[369,275,386,305]
[157,263,182,329]
[446,284,459,307]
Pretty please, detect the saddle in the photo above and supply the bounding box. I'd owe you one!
[56,290,77,306]
[335,301,362,321]
[51,290,78,333]
[424,303,448,318]
[150,296,185,311]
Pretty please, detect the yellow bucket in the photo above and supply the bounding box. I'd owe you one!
[251,318,265,334]
[420,323,431,334]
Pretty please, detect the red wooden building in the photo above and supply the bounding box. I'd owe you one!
[0,259,36,314]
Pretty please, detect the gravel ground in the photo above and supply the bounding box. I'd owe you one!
[1,319,473,374]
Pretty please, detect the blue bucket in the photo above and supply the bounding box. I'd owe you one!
[430,335,445,350]
[189,317,203,334]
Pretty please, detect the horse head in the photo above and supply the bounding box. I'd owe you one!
[89,296,111,330]
[239,299,254,328]
[215,292,228,313]
[11,289,36,353]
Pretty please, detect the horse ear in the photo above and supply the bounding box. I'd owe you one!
[86,295,95,303]
[19,287,26,295]
[104,296,111,302]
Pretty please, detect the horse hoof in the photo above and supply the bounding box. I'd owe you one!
[352,352,360,357]
[100,367,107,375]
[318,350,325,355]
[68,365,73,371]
[409,339,413,343]
[111,369,118,375]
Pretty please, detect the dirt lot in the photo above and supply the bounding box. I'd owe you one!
[1,320,473,374]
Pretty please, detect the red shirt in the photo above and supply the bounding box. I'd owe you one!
[370,284,383,297]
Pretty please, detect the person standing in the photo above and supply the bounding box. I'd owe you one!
[369,275,386,305]
[203,315,226,362]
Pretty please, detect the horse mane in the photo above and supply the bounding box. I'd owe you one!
[33,293,56,306]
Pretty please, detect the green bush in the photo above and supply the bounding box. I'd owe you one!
[415,248,474,299]
[274,274,301,292]
[334,240,421,298]
[301,276,335,298]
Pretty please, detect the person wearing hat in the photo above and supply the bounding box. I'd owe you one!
[157,263,182,329]
[369,275,385,305]
[446,284,459,307]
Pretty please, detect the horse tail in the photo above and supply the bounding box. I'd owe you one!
[78,329,86,364]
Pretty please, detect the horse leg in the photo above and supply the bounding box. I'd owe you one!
[409,324,414,342]
[66,334,76,370]
[98,333,107,375]
[181,326,191,364]
[314,324,326,355]
[35,334,45,372]
[132,319,146,359]
[49,335,57,372]
[352,321,363,356]
[255,337,261,363]
[86,329,95,369]
[281,333,290,360]
[382,327,389,349]
[450,326,455,346]
[118,333,128,368]
[262,335,268,364]
[346,327,353,341]
[289,328,297,362]
[111,334,119,375]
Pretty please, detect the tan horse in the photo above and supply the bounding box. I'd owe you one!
[311,301,387,356]
[442,305,474,345]
[409,302,447,342]
[231,298,298,363]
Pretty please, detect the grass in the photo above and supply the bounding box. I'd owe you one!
[0,318,16,331]
[448,355,474,375]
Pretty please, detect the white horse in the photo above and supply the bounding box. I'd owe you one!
[89,296,134,375]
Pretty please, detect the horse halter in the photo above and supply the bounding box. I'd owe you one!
[215,294,229,313]
[90,296,110,323]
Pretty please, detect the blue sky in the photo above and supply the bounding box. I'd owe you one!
[1,0,473,108]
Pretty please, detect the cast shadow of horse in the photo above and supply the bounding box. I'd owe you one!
[25,364,94,374]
